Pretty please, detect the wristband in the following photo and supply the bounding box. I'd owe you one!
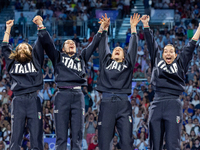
[192,38,198,42]
[38,27,46,30]
[38,25,44,28]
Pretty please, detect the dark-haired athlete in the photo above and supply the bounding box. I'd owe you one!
[2,20,45,150]
[96,13,140,150]
[32,15,109,150]
[141,15,200,150]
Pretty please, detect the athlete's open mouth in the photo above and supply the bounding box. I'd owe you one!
[166,57,172,63]
[115,52,119,56]
[67,52,75,55]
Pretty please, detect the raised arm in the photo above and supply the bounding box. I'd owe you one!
[81,31,104,63]
[179,24,200,73]
[127,13,140,67]
[33,15,60,66]
[98,31,111,65]
[141,15,159,67]
[97,15,111,68]
[81,14,110,63]
[2,20,15,71]
[31,38,44,67]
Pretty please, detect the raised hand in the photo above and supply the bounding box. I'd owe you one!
[6,20,14,28]
[141,15,150,26]
[98,13,110,31]
[130,13,141,27]
[3,20,14,42]
[32,15,43,26]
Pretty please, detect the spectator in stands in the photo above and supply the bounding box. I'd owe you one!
[44,15,52,34]
[41,82,52,104]
[80,2,87,13]
[26,141,31,150]
[72,33,80,43]
[18,13,27,34]
[192,94,200,107]
[0,141,5,150]
[133,65,145,79]
[6,85,12,98]
[44,142,49,150]
[83,86,92,113]
[43,67,53,79]
[23,0,30,11]
[46,6,53,18]
[117,0,124,19]
[77,12,84,35]
[181,133,193,149]
[15,0,22,10]
[88,32,95,43]
[134,132,148,149]
[176,27,184,41]
[3,123,11,146]
[50,82,57,95]
[93,47,99,66]
[81,37,89,48]
[82,137,88,150]
[85,113,97,145]
[0,89,10,105]
[113,135,121,149]
[0,115,9,130]
[133,107,144,132]
[185,118,195,135]
[88,135,98,150]
[192,118,200,136]
[96,0,102,8]
[192,139,200,150]
[126,28,131,44]
[124,0,130,16]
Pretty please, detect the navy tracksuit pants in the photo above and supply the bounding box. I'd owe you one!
[9,92,43,150]
[148,94,182,150]
[98,93,133,150]
[54,88,85,150]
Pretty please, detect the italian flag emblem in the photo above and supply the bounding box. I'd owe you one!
[38,112,42,120]
[176,116,180,123]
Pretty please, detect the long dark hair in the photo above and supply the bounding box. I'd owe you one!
[9,42,33,62]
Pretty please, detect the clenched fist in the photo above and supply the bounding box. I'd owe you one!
[141,15,150,26]
[33,15,43,26]
[6,20,14,28]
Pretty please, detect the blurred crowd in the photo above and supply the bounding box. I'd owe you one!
[13,0,136,37]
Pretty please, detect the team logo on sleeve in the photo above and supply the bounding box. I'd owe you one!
[176,116,180,123]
